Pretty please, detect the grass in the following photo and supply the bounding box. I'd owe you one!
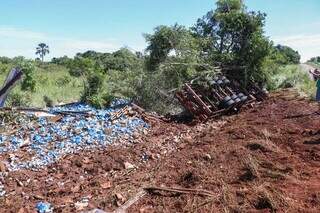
[269,64,316,99]
[0,63,317,108]
[240,155,260,181]
[1,64,83,107]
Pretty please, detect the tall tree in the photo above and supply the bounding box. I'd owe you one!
[193,0,271,85]
[145,24,201,71]
[35,43,50,62]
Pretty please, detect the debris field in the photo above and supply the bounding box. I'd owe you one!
[1,89,320,212]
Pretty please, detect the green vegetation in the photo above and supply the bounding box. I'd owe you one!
[268,65,315,98]
[0,59,83,107]
[273,45,301,65]
[0,0,312,112]
[307,56,320,69]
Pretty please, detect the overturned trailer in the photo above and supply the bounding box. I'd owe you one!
[175,74,268,121]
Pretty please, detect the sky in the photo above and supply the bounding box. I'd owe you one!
[0,0,319,62]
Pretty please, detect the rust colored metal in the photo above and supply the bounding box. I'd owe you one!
[175,75,268,121]
[185,83,212,115]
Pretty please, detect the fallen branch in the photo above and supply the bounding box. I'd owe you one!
[143,186,215,197]
[85,190,146,213]
[113,190,147,213]
[86,187,215,213]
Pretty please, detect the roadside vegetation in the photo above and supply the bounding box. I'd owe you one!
[0,0,316,111]
[268,65,315,98]
[308,56,320,69]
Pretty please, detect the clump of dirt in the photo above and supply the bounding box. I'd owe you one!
[1,89,320,212]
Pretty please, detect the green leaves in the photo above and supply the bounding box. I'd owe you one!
[192,0,270,85]
[145,24,201,71]
[18,60,36,92]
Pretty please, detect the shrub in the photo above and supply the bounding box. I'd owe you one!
[18,60,36,92]
[55,75,71,87]
[43,95,54,107]
[267,65,315,98]
[81,71,114,108]
[6,91,31,107]
[68,57,95,77]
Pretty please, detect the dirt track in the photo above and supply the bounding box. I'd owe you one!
[1,89,320,212]
[300,63,316,79]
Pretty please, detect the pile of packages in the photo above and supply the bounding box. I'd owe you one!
[0,100,149,171]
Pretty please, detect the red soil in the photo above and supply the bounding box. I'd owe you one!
[1,89,320,212]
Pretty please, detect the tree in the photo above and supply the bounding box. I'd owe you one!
[36,43,50,62]
[145,24,201,71]
[275,45,300,64]
[192,0,271,85]
[308,56,320,64]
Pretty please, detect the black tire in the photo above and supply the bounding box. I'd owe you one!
[220,76,227,80]
[213,76,219,81]
[219,98,234,109]
[225,99,235,107]
[240,96,248,102]
[231,94,238,100]
[223,79,230,84]
[223,96,232,102]
[217,80,223,85]
[262,88,268,94]
[238,93,245,98]
[234,98,241,103]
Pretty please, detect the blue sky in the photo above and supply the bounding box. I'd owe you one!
[0,0,319,62]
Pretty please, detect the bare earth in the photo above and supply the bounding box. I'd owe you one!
[1,89,320,212]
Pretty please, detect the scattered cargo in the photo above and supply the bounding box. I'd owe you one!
[0,100,148,171]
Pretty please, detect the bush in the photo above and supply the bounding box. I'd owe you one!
[68,57,95,77]
[55,75,71,87]
[81,72,114,108]
[0,62,11,74]
[18,60,36,92]
[6,91,31,107]
[84,93,114,109]
[267,65,315,98]
[43,95,54,107]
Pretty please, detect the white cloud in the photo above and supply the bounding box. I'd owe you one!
[273,34,320,62]
[0,27,47,40]
[0,26,146,60]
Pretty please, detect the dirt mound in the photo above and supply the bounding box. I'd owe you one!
[1,89,320,212]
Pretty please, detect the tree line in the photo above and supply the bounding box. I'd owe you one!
[0,0,304,112]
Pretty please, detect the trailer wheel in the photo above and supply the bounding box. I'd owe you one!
[231,94,238,100]
[217,80,223,85]
[223,79,230,85]
[223,96,232,102]
[224,99,235,108]
[262,88,268,95]
[237,93,245,98]
[219,96,233,109]
[234,98,241,103]
[240,96,248,102]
